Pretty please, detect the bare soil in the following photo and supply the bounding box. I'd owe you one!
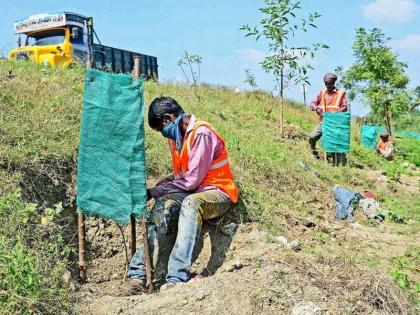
[71,217,417,315]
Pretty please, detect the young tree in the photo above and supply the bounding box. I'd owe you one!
[241,0,327,137]
[244,69,261,101]
[339,28,410,135]
[176,51,202,86]
[177,51,202,100]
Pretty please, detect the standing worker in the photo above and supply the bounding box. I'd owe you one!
[128,97,238,293]
[309,73,348,158]
[377,131,394,160]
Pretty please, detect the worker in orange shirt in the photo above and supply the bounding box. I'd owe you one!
[309,73,348,158]
[128,97,238,293]
[377,131,394,160]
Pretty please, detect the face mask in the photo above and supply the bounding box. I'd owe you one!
[161,113,185,150]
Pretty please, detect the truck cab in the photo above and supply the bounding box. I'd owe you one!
[9,12,158,77]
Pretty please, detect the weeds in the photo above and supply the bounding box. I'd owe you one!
[0,188,72,314]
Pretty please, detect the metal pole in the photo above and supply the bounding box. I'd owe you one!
[303,84,307,106]
[142,219,154,293]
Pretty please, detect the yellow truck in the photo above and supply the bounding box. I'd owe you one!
[9,12,158,77]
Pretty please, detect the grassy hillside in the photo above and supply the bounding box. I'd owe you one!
[0,60,419,313]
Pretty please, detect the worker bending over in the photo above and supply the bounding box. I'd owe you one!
[309,73,348,158]
[377,131,393,160]
[128,97,238,293]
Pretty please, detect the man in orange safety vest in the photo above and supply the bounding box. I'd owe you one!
[128,96,238,293]
[309,73,348,158]
[377,131,394,160]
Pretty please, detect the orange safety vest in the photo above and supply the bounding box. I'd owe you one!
[168,121,239,203]
[319,88,345,113]
[318,88,345,122]
[377,140,392,155]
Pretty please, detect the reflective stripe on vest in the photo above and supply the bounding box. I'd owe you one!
[209,158,229,170]
[320,88,344,112]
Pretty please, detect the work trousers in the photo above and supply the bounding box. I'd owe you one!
[309,123,322,152]
[128,190,229,284]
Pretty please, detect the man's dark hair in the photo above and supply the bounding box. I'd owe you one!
[148,97,184,129]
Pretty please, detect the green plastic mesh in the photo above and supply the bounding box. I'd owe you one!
[361,125,378,149]
[77,69,147,224]
[321,112,351,153]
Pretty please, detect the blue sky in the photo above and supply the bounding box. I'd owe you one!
[1,0,419,116]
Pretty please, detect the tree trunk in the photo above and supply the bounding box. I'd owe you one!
[384,108,393,136]
[280,66,284,138]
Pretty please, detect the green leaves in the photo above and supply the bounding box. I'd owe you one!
[240,0,327,88]
[339,28,410,133]
[176,51,202,86]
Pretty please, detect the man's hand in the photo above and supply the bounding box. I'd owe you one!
[316,107,323,116]
[156,176,173,186]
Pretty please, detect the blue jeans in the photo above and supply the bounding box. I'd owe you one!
[128,190,229,284]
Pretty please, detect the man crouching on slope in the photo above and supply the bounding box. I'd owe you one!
[128,96,239,293]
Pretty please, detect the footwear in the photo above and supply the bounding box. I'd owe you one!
[129,278,147,295]
[160,281,177,291]
[311,150,320,160]
[189,273,205,282]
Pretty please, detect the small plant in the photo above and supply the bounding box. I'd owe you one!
[244,69,261,101]
[273,269,287,282]
[314,231,327,244]
[176,51,202,100]
[176,50,202,86]
[390,270,410,289]
[387,212,406,224]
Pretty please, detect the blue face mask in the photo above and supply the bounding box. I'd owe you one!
[161,113,185,150]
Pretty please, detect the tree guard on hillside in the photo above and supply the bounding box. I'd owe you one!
[76,58,153,292]
[321,112,351,166]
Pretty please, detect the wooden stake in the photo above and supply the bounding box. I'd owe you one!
[77,57,95,282]
[132,55,153,292]
[142,219,154,293]
[129,56,141,259]
[130,216,137,258]
[78,212,87,282]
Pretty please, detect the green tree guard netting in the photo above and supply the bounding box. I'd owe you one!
[77,69,147,224]
[361,125,378,149]
[321,112,351,153]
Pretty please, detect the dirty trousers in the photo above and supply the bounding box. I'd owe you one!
[128,190,229,284]
[308,123,322,151]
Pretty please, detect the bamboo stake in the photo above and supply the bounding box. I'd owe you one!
[77,56,95,282]
[78,212,87,282]
[133,55,153,292]
[129,56,141,259]
[142,219,154,293]
[130,216,137,258]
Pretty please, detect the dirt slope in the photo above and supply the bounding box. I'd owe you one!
[72,218,416,315]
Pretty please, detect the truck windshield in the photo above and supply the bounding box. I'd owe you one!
[26,29,65,46]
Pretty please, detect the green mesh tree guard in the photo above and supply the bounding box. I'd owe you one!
[77,69,147,224]
[321,112,351,153]
[361,125,378,149]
